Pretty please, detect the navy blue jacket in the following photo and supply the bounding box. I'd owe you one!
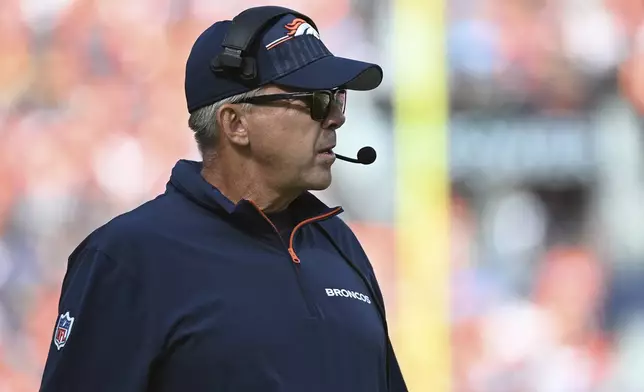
[40,160,407,392]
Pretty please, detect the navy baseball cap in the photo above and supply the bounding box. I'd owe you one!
[185,14,383,113]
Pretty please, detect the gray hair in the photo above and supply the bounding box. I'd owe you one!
[188,89,261,156]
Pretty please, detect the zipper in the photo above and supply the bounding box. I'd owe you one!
[248,201,342,318]
[287,207,342,263]
[248,200,342,263]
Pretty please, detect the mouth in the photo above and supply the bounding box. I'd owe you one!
[318,146,336,155]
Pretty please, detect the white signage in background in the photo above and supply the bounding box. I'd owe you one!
[449,117,595,182]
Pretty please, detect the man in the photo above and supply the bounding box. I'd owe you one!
[39,6,407,392]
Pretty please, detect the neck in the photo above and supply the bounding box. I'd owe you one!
[201,154,300,213]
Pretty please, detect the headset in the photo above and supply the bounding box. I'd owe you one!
[210,6,377,166]
[211,6,315,82]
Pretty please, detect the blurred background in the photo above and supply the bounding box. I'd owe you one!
[1,0,644,390]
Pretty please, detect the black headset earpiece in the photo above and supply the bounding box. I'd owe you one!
[210,6,317,82]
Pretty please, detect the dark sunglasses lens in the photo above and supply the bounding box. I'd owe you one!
[311,90,347,121]
[311,92,331,121]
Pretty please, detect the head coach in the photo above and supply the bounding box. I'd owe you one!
[39,6,408,392]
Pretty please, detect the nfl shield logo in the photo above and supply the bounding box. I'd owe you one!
[54,312,75,350]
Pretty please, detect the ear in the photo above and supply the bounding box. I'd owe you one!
[216,104,249,147]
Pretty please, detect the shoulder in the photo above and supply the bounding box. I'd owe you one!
[76,191,238,268]
[59,196,188,299]
[317,215,374,271]
[78,192,204,263]
[318,214,358,239]
[84,197,166,254]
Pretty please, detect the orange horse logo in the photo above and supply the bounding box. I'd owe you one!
[266,18,321,50]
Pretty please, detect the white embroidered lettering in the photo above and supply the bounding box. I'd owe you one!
[324,288,371,304]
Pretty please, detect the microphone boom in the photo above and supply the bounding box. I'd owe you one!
[335,146,376,165]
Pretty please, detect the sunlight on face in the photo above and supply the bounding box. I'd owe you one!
[243,85,346,193]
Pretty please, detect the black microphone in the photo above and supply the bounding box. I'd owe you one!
[335,146,377,165]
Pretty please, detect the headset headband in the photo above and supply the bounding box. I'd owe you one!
[211,6,317,81]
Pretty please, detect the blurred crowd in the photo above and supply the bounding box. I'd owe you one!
[448,0,644,391]
[448,0,644,115]
[1,0,644,391]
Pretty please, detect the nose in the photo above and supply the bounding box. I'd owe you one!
[322,104,346,130]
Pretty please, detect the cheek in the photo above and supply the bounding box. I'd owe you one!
[248,128,297,165]
[253,115,318,162]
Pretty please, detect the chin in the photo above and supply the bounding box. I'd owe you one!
[307,182,332,191]
[304,172,333,191]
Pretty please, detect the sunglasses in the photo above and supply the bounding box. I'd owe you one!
[236,89,347,122]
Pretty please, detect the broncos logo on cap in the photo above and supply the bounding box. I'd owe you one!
[285,18,320,39]
[266,18,321,50]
